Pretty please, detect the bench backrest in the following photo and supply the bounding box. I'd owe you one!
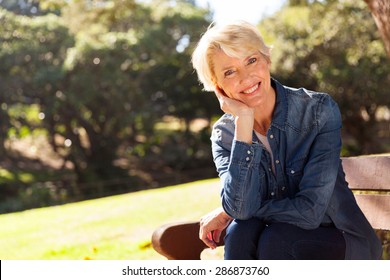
[341,156,390,230]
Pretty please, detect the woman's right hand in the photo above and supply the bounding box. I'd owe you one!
[214,87,254,118]
[214,87,255,144]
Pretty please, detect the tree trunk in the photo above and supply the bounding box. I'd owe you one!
[364,0,390,58]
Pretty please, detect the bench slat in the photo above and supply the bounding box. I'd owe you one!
[342,156,390,191]
[354,194,390,230]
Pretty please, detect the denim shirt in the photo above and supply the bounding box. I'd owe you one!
[210,78,382,259]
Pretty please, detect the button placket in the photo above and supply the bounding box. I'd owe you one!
[245,149,252,162]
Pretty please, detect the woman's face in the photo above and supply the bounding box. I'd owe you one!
[212,49,273,108]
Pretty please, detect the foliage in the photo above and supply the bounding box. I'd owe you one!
[0,1,216,203]
[364,0,390,58]
[261,0,390,154]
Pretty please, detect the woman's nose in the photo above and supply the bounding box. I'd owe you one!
[238,68,252,86]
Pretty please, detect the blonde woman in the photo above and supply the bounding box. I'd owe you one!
[191,21,382,260]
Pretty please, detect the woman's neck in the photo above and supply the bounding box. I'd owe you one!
[253,86,276,135]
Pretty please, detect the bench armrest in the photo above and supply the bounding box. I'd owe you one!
[152,221,225,260]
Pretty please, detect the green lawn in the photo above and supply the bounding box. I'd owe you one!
[0,178,222,260]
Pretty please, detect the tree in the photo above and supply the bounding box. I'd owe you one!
[261,0,390,154]
[364,0,390,58]
[1,0,215,202]
[37,0,214,184]
[0,8,73,155]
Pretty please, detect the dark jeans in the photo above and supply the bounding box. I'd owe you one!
[224,218,346,260]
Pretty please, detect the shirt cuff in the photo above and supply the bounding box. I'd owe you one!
[230,139,262,166]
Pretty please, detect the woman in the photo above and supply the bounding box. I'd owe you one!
[191,21,382,260]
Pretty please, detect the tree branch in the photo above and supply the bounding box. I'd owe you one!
[364,0,390,58]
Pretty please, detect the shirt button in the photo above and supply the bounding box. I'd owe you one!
[271,192,275,196]
[246,157,250,161]
[247,150,251,154]
[291,170,295,174]
[281,186,286,191]
[275,160,280,164]
[270,134,274,139]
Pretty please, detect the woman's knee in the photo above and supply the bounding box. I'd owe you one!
[224,218,265,260]
[257,223,294,259]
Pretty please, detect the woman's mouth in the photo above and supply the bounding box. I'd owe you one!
[242,83,260,94]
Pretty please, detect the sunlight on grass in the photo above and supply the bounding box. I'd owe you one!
[0,178,222,260]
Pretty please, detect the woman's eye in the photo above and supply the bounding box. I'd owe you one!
[224,70,234,77]
[248,57,257,64]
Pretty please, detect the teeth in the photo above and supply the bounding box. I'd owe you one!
[243,83,259,94]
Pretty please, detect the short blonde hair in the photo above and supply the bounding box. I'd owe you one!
[191,21,272,91]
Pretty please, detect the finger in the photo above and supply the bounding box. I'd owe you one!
[199,228,216,249]
[213,229,222,243]
[214,86,226,98]
[201,234,216,249]
[214,91,229,113]
[205,237,217,250]
[214,90,224,100]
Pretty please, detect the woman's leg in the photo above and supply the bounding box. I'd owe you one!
[224,218,266,260]
[257,223,346,260]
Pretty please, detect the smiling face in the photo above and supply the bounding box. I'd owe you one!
[212,49,273,109]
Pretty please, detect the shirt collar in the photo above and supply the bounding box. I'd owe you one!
[270,77,288,131]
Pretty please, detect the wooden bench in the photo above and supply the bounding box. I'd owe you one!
[151,155,390,260]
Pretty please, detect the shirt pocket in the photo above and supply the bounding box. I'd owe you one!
[286,157,306,188]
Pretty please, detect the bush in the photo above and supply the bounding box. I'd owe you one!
[0,181,68,214]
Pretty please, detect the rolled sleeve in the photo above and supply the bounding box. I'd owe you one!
[215,139,265,220]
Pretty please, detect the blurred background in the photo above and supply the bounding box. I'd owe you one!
[0,0,389,259]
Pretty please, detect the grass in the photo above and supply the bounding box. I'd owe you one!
[0,178,222,260]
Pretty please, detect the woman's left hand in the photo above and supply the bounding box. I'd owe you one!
[199,207,233,249]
